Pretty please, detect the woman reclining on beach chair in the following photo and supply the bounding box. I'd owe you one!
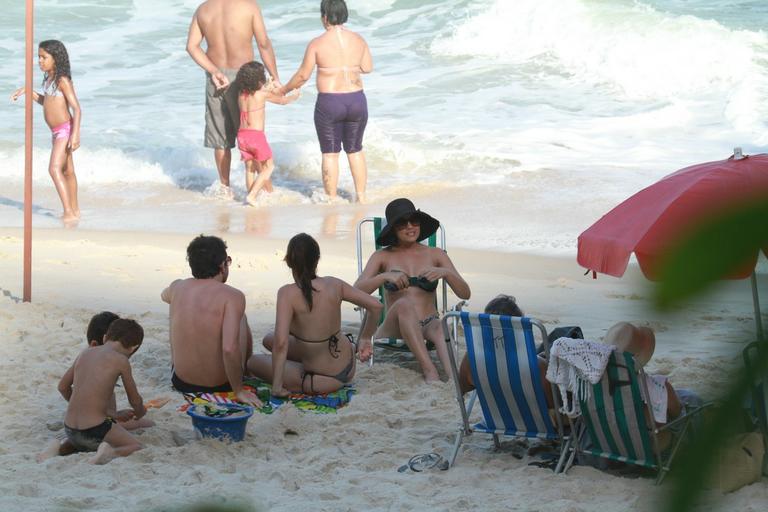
[247,233,382,396]
[355,198,471,382]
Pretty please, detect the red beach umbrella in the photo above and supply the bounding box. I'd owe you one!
[577,151,768,339]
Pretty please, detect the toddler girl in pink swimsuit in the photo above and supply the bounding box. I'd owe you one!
[235,61,299,206]
[12,40,82,222]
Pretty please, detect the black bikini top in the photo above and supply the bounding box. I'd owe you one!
[383,275,439,292]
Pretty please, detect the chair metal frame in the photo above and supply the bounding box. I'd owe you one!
[743,341,768,476]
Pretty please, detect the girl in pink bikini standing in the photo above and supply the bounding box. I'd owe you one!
[234,61,298,206]
[12,40,81,222]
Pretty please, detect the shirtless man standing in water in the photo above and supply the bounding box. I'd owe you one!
[187,0,280,194]
[162,235,261,406]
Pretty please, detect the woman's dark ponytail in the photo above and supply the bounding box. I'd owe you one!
[285,233,320,310]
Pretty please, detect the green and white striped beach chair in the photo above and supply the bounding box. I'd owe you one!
[442,311,571,470]
[743,341,768,475]
[562,350,708,484]
[355,216,453,363]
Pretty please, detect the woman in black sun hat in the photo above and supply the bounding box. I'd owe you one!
[355,198,471,382]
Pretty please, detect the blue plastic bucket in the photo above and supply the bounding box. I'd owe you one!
[186,403,254,442]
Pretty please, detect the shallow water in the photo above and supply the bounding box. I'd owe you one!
[1,0,767,252]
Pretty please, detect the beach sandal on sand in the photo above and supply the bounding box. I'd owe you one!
[527,459,559,472]
[398,453,449,473]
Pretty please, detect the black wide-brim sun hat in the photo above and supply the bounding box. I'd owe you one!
[376,198,440,247]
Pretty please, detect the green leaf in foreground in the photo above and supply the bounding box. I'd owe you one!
[654,199,768,310]
[662,343,768,512]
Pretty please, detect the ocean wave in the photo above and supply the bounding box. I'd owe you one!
[430,0,768,103]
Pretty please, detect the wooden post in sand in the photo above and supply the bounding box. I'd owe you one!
[23,0,33,302]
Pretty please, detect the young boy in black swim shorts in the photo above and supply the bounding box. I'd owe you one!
[39,318,148,464]
[38,313,154,462]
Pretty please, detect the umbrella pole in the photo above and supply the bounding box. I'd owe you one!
[23,0,33,302]
[751,271,763,342]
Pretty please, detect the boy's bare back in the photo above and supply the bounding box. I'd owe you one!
[63,344,143,429]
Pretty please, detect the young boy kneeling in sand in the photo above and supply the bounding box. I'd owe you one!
[39,313,154,462]
[82,312,155,431]
[55,318,147,464]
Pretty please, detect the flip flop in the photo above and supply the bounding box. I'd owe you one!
[527,459,558,472]
[406,453,449,472]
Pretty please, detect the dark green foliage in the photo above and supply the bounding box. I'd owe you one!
[148,501,259,512]
[662,353,767,511]
[655,200,768,309]
[653,199,768,511]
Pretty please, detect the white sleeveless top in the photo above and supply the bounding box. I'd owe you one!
[43,78,61,97]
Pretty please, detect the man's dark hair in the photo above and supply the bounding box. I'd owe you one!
[105,318,144,350]
[186,235,228,279]
[484,295,524,317]
[321,0,348,25]
[86,311,120,345]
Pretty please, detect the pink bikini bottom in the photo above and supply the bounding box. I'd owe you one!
[237,128,272,162]
[51,120,72,141]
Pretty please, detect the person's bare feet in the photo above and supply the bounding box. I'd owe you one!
[89,442,117,465]
[36,440,62,463]
[424,369,441,383]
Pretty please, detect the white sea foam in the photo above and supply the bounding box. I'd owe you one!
[432,0,768,100]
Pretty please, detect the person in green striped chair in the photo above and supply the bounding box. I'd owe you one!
[355,198,471,382]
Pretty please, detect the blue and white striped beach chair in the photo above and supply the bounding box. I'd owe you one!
[442,311,570,470]
[561,350,709,484]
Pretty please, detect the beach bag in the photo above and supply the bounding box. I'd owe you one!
[540,326,584,355]
[717,432,764,493]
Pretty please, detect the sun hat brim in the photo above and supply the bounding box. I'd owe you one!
[376,199,440,247]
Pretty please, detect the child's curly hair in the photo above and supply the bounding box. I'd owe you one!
[39,40,72,92]
[236,61,267,95]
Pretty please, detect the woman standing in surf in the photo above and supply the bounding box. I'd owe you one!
[278,0,372,203]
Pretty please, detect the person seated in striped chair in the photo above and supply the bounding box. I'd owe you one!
[457,295,554,408]
[602,322,703,438]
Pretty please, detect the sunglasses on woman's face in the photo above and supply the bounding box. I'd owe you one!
[395,215,421,228]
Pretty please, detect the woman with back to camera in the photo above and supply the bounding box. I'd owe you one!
[278,0,373,203]
[247,233,382,396]
[355,198,471,382]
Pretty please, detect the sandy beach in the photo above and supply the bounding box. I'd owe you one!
[2,0,768,509]
[0,226,765,511]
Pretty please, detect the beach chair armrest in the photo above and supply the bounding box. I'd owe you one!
[656,401,714,433]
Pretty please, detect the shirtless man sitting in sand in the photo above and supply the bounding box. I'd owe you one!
[162,235,261,406]
[48,319,148,464]
[187,0,280,192]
